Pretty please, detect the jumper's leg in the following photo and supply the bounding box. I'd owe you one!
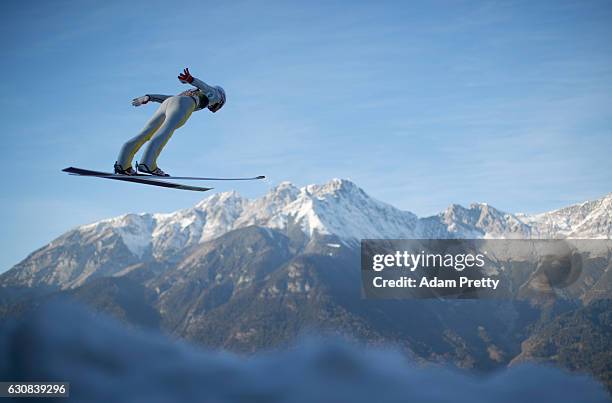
[116,102,167,169]
[140,96,195,170]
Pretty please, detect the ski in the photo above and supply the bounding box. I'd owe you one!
[63,167,265,181]
[62,167,212,192]
[140,174,266,181]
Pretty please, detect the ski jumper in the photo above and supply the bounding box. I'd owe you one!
[117,74,225,172]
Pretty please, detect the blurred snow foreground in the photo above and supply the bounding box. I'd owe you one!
[0,303,607,403]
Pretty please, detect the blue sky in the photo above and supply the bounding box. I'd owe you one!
[1,0,611,271]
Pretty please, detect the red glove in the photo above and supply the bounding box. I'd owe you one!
[178,68,194,84]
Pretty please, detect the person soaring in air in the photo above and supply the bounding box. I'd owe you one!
[114,68,226,176]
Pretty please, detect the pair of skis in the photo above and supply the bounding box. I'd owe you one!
[63,167,265,192]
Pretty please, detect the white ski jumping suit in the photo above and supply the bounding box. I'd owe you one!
[117,75,225,172]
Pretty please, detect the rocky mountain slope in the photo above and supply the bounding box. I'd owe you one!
[2,180,609,290]
[0,180,610,389]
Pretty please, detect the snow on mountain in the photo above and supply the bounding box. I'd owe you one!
[152,191,248,259]
[3,180,610,289]
[78,213,156,258]
[68,179,421,261]
[236,179,418,242]
[517,193,612,239]
[44,182,612,260]
[439,203,532,239]
[235,181,301,229]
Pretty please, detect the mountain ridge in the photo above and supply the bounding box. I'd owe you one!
[2,180,610,289]
[1,180,610,391]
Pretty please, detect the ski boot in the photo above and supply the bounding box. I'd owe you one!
[114,162,137,176]
[137,162,170,177]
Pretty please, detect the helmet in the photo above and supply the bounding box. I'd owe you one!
[208,86,226,113]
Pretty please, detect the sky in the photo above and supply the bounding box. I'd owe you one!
[1,0,611,271]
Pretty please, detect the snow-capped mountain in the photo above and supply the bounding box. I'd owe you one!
[1,181,610,390]
[517,193,612,239]
[67,179,421,262]
[1,179,610,289]
[66,180,612,258]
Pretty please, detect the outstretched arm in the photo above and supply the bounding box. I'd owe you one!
[131,94,171,107]
[178,68,216,93]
